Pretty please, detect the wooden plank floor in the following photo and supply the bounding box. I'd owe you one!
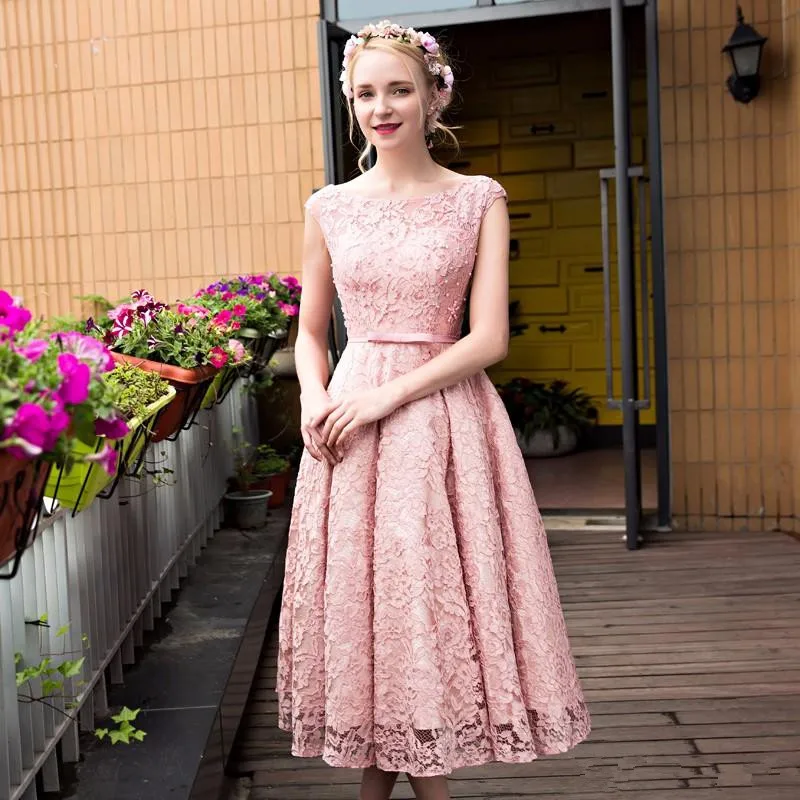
[229,530,800,798]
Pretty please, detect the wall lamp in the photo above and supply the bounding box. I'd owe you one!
[722,5,768,104]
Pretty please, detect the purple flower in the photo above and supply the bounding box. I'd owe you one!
[85,443,118,476]
[16,339,49,362]
[95,415,130,439]
[281,276,300,290]
[57,353,91,405]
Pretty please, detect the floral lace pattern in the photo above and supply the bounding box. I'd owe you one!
[277,175,591,776]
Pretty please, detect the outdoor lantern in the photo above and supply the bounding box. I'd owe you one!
[722,6,768,104]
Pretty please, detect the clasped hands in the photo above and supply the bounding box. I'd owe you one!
[300,385,399,465]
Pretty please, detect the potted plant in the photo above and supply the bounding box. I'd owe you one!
[45,362,175,512]
[224,429,272,529]
[86,290,250,441]
[495,378,598,458]
[245,445,291,508]
[1,293,125,573]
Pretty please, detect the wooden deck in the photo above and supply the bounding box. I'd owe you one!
[229,530,800,798]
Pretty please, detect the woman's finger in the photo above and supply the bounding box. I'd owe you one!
[301,427,322,461]
[326,410,354,450]
[320,404,347,442]
[310,429,339,466]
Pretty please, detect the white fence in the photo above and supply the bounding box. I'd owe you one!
[0,384,256,800]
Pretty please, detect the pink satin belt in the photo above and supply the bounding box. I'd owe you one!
[348,331,459,344]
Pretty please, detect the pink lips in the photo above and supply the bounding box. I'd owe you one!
[374,123,401,135]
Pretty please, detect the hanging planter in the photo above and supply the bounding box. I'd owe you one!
[0,454,51,578]
[201,365,240,409]
[110,353,217,443]
[44,387,176,513]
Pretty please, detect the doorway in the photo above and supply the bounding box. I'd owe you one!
[318,1,669,542]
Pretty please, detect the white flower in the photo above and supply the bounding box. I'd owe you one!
[442,65,454,90]
[343,36,362,58]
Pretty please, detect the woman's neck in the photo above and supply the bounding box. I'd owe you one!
[370,142,444,190]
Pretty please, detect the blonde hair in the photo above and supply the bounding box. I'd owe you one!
[343,37,460,173]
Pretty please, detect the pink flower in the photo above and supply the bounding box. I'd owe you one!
[53,331,115,373]
[0,291,32,339]
[177,303,210,317]
[57,353,91,405]
[277,301,299,317]
[16,339,49,362]
[208,347,228,369]
[228,339,247,363]
[221,291,234,302]
[420,33,439,54]
[95,415,130,439]
[212,310,233,328]
[85,443,118,476]
[232,304,247,317]
[281,276,300,290]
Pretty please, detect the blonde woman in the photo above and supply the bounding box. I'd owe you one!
[276,20,590,800]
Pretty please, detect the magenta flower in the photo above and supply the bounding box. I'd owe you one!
[208,346,228,368]
[281,276,300,290]
[95,415,130,439]
[2,402,67,459]
[232,304,247,317]
[277,301,299,317]
[212,310,233,328]
[16,339,49,362]
[0,291,32,339]
[53,331,115,373]
[57,353,91,405]
[228,339,247,364]
[85,443,118,476]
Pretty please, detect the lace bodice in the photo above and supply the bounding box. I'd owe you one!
[305,175,507,340]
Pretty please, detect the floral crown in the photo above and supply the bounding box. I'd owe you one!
[340,20,454,117]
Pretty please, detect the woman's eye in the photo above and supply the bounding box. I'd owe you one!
[358,92,373,99]
[395,88,410,95]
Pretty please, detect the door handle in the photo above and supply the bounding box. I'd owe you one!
[539,324,566,333]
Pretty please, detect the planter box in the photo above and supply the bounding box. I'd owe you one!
[44,387,176,513]
[111,353,217,442]
[0,454,51,576]
[201,366,239,409]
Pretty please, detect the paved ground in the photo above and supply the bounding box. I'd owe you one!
[229,529,800,798]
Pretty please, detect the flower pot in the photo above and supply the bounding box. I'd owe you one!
[111,353,217,442]
[223,490,272,529]
[248,469,290,508]
[515,426,578,458]
[0,454,50,574]
[44,387,176,512]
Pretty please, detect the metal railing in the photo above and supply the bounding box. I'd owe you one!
[0,384,256,800]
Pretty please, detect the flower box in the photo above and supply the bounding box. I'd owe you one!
[44,387,176,513]
[111,353,217,443]
[201,366,240,410]
[0,453,51,577]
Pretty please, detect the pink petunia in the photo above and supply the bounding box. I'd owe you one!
[57,353,91,405]
[1,402,67,459]
[277,301,299,317]
[228,339,247,363]
[208,347,228,369]
[95,415,130,439]
[232,304,247,317]
[16,339,49,362]
[0,290,32,339]
[85,443,118,476]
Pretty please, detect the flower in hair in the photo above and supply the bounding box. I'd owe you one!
[340,19,453,104]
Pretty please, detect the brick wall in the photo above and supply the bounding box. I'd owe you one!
[658,0,793,530]
[0,0,323,320]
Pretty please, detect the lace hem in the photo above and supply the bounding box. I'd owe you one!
[278,700,591,777]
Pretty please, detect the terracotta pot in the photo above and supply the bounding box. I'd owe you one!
[248,469,290,508]
[111,352,218,442]
[0,453,50,571]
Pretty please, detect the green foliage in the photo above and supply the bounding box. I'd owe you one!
[15,621,145,746]
[105,363,170,421]
[495,378,598,447]
[250,444,290,479]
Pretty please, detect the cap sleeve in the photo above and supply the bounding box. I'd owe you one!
[304,184,333,222]
[480,177,507,218]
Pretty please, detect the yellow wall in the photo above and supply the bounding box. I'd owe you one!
[659,0,793,531]
[0,0,324,321]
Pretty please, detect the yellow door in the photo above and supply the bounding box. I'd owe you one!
[448,16,655,426]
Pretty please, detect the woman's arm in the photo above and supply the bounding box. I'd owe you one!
[295,209,334,397]
[318,196,510,450]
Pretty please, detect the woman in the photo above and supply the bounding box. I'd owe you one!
[276,20,591,800]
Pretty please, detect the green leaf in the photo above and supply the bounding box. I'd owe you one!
[94,728,109,741]
[131,729,147,742]
[109,729,130,745]
[39,613,48,624]
[111,706,140,724]
[55,624,71,638]
[57,657,85,678]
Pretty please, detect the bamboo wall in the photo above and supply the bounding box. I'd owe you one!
[0,0,324,321]
[658,0,795,530]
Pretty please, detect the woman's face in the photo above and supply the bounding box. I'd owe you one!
[351,48,430,153]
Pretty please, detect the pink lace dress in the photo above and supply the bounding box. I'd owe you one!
[277,175,590,776]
